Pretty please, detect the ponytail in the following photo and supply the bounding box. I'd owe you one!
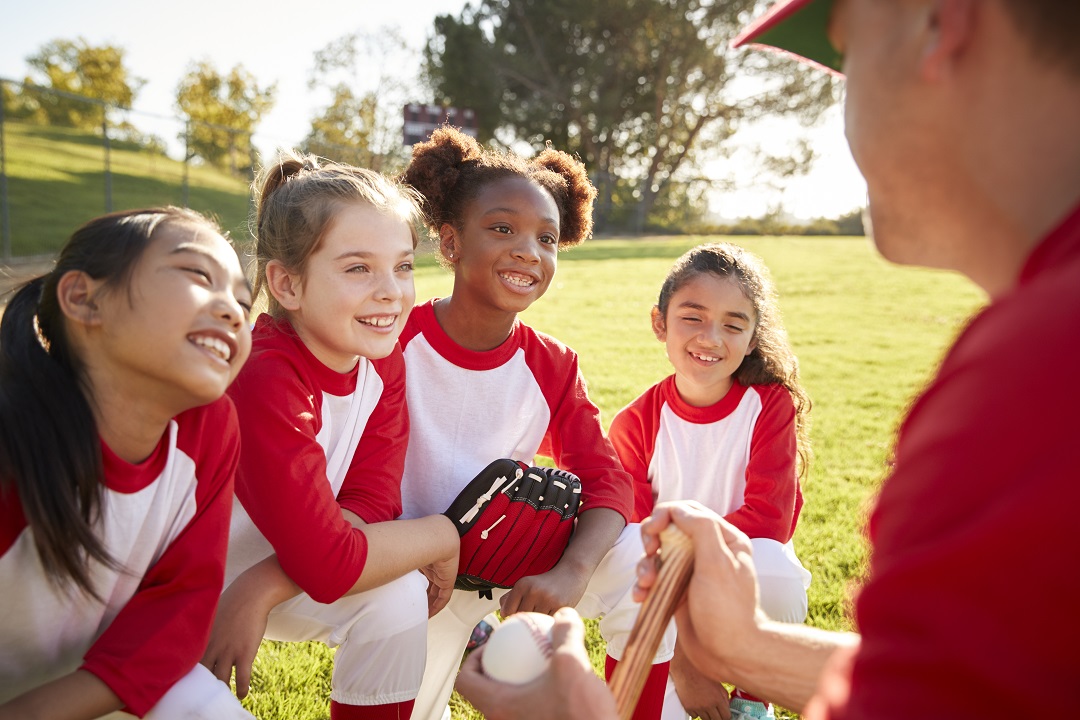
[251,150,423,317]
[0,276,114,598]
[0,206,217,598]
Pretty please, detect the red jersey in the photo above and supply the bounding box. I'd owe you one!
[398,299,632,522]
[813,203,1080,717]
[0,398,238,717]
[225,315,409,603]
[609,377,802,542]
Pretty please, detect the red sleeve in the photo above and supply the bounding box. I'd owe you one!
[0,482,27,557]
[723,384,801,543]
[835,288,1080,719]
[527,334,633,522]
[228,351,367,603]
[79,400,238,717]
[336,347,408,523]
[608,390,661,523]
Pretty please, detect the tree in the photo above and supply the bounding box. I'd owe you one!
[23,38,144,129]
[424,0,837,233]
[303,29,417,173]
[175,61,276,175]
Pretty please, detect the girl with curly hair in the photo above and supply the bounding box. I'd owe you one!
[608,242,813,720]
[400,126,673,720]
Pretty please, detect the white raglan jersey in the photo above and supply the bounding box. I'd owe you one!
[398,299,631,522]
[609,375,802,542]
[225,315,409,603]
[0,398,239,717]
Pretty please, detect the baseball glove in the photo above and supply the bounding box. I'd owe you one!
[444,458,582,598]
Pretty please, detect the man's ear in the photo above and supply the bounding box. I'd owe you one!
[265,260,303,312]
[439,224,461,263]
[921,0,976,81]
[650,306,667,342]
[55,270,104,328]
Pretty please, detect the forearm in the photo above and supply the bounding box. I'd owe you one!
[230,554,304,611]
[0,670,122,720]
[558,507,625,576]
[725,621,859,712]
[349,514,458,595]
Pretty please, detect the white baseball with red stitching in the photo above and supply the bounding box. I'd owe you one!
[480,612,555,684]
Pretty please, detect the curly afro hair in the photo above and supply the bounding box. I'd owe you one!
[401,126,597,248]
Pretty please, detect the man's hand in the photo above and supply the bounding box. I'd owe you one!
[456,607,618,720]
[635,501,763,683]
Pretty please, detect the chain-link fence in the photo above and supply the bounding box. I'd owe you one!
[0,77,260,264]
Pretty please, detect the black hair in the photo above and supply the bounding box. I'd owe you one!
[401,126,597,250]
[0,206,221,598]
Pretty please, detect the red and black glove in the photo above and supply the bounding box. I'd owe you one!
[444,458,582,598]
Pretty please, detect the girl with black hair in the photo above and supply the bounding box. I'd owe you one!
[0,207,254,718]
[400,127,673,720]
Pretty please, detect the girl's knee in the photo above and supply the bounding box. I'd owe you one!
[144,664,253,719]
[751,538,811,623]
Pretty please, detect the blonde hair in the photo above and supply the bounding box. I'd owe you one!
[251,150,423,317]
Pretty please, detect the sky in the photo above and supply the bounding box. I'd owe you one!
[0,0,867,220]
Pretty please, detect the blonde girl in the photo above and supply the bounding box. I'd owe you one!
[201,153,459,720]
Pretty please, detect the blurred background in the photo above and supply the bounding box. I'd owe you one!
[0,0,868,263]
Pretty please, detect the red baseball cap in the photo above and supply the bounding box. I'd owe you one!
[731,0,844,75]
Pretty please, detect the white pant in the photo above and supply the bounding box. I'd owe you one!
[97,664,253,719]
[660,538,811,720]
[121,570,430,716]
[264,570,431,705]
[411,524,678,720]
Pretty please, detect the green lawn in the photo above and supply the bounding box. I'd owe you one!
[0,121,250,258]
[0,121,991,719]
[241,235,986,720]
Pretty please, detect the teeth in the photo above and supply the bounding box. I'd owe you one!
[192,335,231,361]
[500,273,534,287]
[358,316,396,328]
[692,352,719,362]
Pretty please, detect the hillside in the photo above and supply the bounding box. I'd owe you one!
[1,121,252,259]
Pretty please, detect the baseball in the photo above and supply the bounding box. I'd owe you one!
[480,611,555,684]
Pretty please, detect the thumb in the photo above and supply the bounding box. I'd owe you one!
[551,607,587,656]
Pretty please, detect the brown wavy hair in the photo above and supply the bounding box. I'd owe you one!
[657,242,812,477]
[400,126,596,252]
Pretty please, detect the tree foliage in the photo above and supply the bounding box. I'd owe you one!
[175,61,276,174]
[424,0,837,232]
[21,38,144,129]
[303,29,416,173]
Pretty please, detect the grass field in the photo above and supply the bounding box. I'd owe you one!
[0,121,988,719]
[0,121,250,258]
[238,235,987,720]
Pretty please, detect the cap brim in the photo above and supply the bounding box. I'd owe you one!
[731,0,844,76]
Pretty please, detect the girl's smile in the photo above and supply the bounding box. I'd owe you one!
[271,201,416,373]
[654,273,758,407]
[447,176,559,314]
[189,330,238,364]
[89,221,253,417]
